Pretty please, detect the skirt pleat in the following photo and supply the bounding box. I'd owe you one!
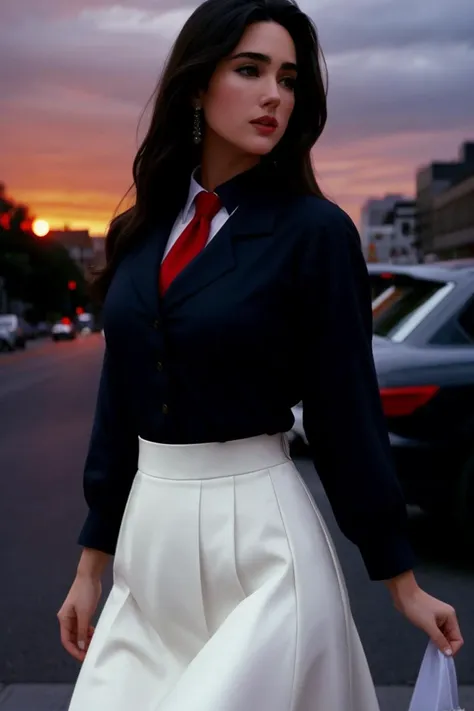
[68,433,380,711]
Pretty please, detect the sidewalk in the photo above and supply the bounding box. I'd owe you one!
[1,684,474,710]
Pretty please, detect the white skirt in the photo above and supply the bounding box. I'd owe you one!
[68,433,380,711]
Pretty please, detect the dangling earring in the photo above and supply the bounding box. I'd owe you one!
[192,106,202,145]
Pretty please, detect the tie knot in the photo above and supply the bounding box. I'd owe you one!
[194,191,222,221]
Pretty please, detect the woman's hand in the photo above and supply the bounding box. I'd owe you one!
[385,571,464,656]
[57,572,102,662]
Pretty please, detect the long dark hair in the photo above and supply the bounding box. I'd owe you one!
[93,0,328,302]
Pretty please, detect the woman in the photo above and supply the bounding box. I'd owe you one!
[58,1,463,709]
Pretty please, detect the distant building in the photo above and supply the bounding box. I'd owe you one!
[91,237,106,269]
[416,141,474,257]
[361,195,406,256]
[390,200,418,264]
[431,173,474,260]
[49,228,95,272]
[361,195,417,264]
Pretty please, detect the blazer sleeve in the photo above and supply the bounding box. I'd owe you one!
[298,204,416,581]
[78,347,139,554]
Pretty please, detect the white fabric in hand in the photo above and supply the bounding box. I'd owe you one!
[408,641,464,711]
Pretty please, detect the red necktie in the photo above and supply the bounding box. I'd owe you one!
[159,191,222,296]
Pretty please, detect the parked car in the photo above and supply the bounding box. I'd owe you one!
[51,317,77,341]
[76,312,95,335]
[290,263,474,539]
[0,326,15,352]
[434,258,474,269]
[36,321,51,337]
[0,314,28,349]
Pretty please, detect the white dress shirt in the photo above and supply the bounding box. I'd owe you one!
[161,170,237,262]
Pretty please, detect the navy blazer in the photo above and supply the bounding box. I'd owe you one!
[79,170,415,581]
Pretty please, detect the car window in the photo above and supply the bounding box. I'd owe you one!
[371,276,453,341]
[458,298,474,343]
[369,274,398,301]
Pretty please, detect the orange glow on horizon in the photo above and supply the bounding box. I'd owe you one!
[8,141,419,236]
[6,187,127,237]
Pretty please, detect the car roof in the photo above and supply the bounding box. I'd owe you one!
[366,262,474,283]
[433,258,474,269]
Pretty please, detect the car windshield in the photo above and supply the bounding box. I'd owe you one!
[371,274,454,341]
[0,316,15,329]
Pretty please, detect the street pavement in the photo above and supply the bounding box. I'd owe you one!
[0,335,473,710]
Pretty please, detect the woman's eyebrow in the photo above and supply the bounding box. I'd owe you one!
[230,51,297,72]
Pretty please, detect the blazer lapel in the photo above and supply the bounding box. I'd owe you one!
[162,196,277,312]
[127,216,174,317]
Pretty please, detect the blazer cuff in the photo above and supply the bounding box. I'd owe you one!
[77,509,120,555]
[357,532,417,581]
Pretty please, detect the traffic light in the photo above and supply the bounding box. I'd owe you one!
[68,280,77,291]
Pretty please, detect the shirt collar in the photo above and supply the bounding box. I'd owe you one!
[181,168,206,223]
[183,163,268,222]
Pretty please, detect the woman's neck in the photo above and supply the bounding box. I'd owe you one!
[199,136,260,191]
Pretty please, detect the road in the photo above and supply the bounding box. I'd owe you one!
[0,335,473,708]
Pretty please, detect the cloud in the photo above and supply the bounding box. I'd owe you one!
[2,1,472,137]
[307,0,474,53]
[87,6,193,39]
[326,43,474,143]
[0,0,473,232]
[0,0,195,23]
[0,6,187,107]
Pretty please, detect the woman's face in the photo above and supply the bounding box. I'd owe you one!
[199,21,297,161]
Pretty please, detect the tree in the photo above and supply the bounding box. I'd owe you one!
[0,184,89,321]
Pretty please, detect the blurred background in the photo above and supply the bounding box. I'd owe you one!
[0,1,473,710]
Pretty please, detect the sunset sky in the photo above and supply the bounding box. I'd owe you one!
[1,0,473,235]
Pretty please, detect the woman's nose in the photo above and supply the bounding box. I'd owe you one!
[260,79,281,107]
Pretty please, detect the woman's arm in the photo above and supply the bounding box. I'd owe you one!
[297,203,463,654]
[78,346,139,556]
[77,548,111,580]
[297,204,415,580]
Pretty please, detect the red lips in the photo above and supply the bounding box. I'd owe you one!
[251,115,278,128]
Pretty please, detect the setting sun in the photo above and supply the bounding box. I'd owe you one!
[32,219,50,237]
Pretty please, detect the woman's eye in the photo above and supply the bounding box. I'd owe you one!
[236,65,259,77]
[280,76,296,90]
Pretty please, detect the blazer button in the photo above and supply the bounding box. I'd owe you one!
[162,403,169,415]
[156,361,163,371]
[153,318,161,329]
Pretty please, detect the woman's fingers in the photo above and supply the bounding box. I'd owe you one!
[395,588,464,657]
[76,614,87,651]
[429,622,453,656]
[57,609,86,662]
[439,608,464,656]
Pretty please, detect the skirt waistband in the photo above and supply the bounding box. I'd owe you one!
[137,433,291,480]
